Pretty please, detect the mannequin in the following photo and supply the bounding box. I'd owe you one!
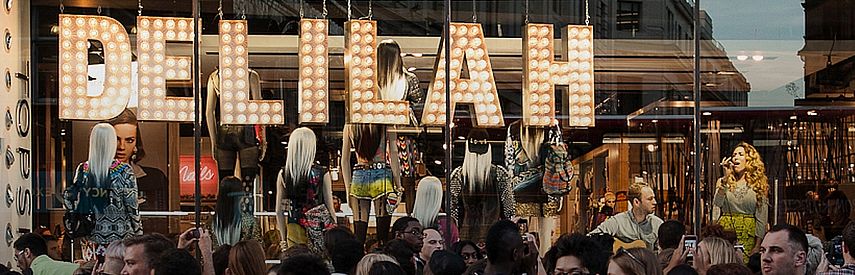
[449,130,514,242]
[377,39,424,215]
[205,69,262,189]
[341,124,401,244]
[275,127,335,254]
[504,120,560,250]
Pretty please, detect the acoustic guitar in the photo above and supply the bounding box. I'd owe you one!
[612,238,648,253]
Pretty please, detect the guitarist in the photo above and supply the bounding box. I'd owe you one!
[589,183,663,251]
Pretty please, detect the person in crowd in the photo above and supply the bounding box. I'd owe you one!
[325,226,357,256]
[758,224,808,275]
[419,228,445,270]
[277,253,332,275]
[818,221,855,275]
[282,244,313,259]
[451,240,483,268]
[383,240,417,275]
[608,247,662,275]
[805,234,825,275]
[413,176,459,244]
[225,240,266,275]
[212,244,232,275]
[331,239,365,275]
[95,240,125,275]
[276,127,336,254]
[63,123,142,251]
[177,228,216,275]
[152,248,201,275]
[706,263,752,275]
[699,224,738,246]
[106,109,169,233]
[13,233,79,275]
[595,192,617,225]
[40,235,60,261]
[820,190,850,241]
[666,264,698,275]
[392,217,424,254]
[428,250,466,275]
[590,183,663,251]
[714,142,769,257]
[694,237,743,274]
[545,233,610,275]
[369,261,406,275]
[121,233,175,275]
[657,220,686,268]
[466,220,541,275]
[356,254,399,275]
[213,176,261,246]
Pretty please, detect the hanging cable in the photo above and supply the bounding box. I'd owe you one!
[138,0,143,16]
[368,0,373,19]
[59,0,64,13]
[472,0,477,22]
[524,0,529,24]
[299,0,304,18]
[217,0,223,19]
[240,0,246,20]
[585,0,590,25]
[322,0,328,18]
[347,0,351,19]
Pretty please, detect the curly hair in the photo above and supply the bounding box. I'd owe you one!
[722,142,768,207]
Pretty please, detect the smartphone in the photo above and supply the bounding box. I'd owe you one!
[684,235,698,261]
[517,219,528,234]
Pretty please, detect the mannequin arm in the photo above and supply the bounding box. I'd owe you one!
[205,72,219,154]
[387,130,403,191]
[323,172,335,217]
[275,171,288,243]
[341,125,353,205]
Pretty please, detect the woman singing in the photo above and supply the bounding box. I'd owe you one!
[713,142,768,257]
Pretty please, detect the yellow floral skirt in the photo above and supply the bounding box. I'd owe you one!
[718,213,756,261]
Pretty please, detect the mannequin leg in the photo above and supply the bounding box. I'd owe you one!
[238,146,260,192]
[374,197,392,245]
[352,197,372,244]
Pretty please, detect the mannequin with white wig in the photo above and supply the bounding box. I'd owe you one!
[449,130,514,242]
[412,176,458,244]
[63,123,142,250]
[276,127,334,254]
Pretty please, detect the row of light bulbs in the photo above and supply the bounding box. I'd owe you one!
[422,23,504,127]
[298,19,329,124]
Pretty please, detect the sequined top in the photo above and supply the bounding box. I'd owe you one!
[448,165,515,224]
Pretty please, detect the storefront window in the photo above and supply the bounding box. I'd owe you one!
[10,0,854,268]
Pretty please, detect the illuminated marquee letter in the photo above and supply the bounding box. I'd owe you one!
[344,20,409,125]
[137,16,194,121]
[218,20,283,125]
[422,23,504,128]
[524,23,594,127]
[58,15,132,120]
[298,19,329,124]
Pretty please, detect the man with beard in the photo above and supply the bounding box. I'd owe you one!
[589,183,663,251]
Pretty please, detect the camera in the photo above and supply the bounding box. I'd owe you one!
[828,235,844,266]
[184,228,200,240]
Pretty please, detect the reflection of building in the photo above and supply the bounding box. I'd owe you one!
[797,0,855,103]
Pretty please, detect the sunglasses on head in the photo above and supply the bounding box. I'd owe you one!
[616,247,646,270]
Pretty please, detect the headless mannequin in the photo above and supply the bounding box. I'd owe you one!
[341,124,402,244]
[206,69,263,190]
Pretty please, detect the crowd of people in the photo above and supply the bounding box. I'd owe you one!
[7,213,855,275]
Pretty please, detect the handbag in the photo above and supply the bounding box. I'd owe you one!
[62,164,100,239]
[542,125,575,196]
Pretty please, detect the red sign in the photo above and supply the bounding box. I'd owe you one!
[179,155,219,198]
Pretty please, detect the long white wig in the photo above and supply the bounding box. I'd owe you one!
[283,127,317,194]
[88,123,118,187]
[520,126,544,166]
[461,143,493,194]
[412,176,443,227]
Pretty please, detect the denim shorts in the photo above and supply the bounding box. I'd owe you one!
[350,168,394,200]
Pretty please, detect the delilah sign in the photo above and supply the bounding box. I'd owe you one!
[58,15,594,128]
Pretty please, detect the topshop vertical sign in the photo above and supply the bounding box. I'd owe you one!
[57,15,595,128]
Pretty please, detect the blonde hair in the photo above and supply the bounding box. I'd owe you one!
[88,123,118,187]
[462,143,492,194]
[412,177,442,227]
[722,142,768,206]
[699,237,742,265]
[356,253,399,275]
[520,126,544,166]
[283,127,317,199]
